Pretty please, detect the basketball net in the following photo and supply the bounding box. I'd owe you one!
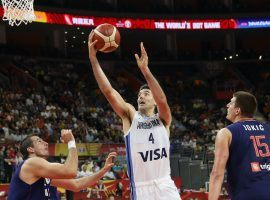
[1,0,36,26]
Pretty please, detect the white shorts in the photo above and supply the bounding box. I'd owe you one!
[131,176,181,200]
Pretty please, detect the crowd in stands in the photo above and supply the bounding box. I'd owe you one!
[1,41,270,62]
[0,143,22,183]
[0,58,124,144]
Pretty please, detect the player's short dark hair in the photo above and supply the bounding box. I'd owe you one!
[139,84,150,91]
[20,134,37,160]
[233,91,257,117]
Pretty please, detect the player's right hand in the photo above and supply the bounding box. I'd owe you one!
[103,152,117,171]
[60,129,75,143]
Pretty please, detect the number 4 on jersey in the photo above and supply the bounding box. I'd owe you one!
[149,133,154,144]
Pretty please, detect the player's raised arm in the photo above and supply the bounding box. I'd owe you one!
[88,31,135,120]
[21,130,78,179]
[51,152,117,192]
[135,42,171,127]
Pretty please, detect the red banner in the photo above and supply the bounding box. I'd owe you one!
[99,144,126,156]
[72,177,181,199]
[0,7,236,30]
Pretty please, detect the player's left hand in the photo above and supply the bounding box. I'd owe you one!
[88,30,98,59]
[135,42,149,70]
[103,152,117,171]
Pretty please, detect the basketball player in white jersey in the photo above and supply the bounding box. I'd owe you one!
[88,31,181,200]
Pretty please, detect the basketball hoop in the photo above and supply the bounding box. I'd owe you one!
[1,0,36,26]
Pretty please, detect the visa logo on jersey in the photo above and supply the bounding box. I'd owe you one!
[138,147,168,162]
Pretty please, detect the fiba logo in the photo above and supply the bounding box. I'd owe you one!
[125,20,132,28]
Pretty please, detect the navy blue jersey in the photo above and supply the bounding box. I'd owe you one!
[49,186,60,200]
[226,120,270,200]
[8,160,56,200]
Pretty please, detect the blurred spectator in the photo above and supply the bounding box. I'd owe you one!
[87,180,107,199]
[81,158,94,173]
[107,194,115,200]
[92,162,101,173]
[77,165,93,178]
[115,182,123,197]
[103,169,116,180]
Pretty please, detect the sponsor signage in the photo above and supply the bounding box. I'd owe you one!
[1,7,269,30]
[49,143,126,156]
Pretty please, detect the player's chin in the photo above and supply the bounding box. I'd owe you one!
[43,154,49,159]
[226,114,232,121]
[43,150,49,157]
[138,105,145,110]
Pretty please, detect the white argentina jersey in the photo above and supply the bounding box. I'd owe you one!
[124,111,171,185]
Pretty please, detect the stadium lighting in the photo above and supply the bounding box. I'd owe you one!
[259,55,262,60]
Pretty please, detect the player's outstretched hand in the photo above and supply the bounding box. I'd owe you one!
[135,42,149,71]
[88,30,98,59]
[60,129,75,143]
[103,152,117,171]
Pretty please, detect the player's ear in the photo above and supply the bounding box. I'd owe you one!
[152,98,157,107]
[235,107,240,115]
[27,147,35,154]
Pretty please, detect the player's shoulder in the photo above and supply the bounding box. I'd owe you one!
[216,128,232,145]
[225,121,244,132]
[126,103,136,112]
[25,156,44,162]
[23,157,47,168]
[218,128,232,136]
[125,103,136,119]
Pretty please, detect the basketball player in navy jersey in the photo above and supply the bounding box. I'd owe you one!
[88,31,180,200]
[8,129,116,200]
[209,91,270,200]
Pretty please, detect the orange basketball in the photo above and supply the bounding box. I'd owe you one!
[92,23,121,53]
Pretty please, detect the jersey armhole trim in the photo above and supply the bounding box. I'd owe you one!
[124,111,138,137]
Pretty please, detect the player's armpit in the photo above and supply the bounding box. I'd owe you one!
[106,90,136,120]
[23,157,77,179]
[157,102,172,128]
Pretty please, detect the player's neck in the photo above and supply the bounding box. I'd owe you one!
[29,154,47,159]
[139,109,154,117]
[234,116,254,123]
